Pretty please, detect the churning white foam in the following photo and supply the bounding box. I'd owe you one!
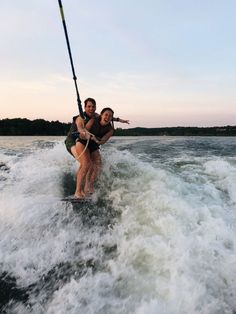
[0,138,235,313]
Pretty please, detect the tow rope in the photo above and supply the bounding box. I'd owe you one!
[76,131,98,160]
[58,0,85,120]
[77,137,90,160]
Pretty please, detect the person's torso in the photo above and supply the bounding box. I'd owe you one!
[89,117,113,139]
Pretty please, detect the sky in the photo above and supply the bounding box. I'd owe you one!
[1,0,236,128]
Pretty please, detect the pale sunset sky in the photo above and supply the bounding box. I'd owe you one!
[1,1,235,127]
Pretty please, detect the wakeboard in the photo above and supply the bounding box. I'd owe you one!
[61,195,92,204]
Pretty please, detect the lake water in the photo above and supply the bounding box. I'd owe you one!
[0,136,236,313]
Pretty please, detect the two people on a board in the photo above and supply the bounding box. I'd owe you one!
[65,97,129,199]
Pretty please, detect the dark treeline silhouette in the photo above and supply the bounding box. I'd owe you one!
[0,118,236,136]
[0,118,70,136]
[115,126,236,136]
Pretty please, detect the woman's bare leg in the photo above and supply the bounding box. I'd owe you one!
[71,143,91,198]
[84,150,102,194]
[84,165,94,194]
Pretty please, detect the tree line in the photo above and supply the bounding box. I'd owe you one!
[115,126,236,136]
[0,118,70,136]
[0,118,236,136]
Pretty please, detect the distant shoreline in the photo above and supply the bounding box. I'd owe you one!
[0,118,236,136]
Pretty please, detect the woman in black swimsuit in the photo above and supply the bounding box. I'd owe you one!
[74,107,114,199]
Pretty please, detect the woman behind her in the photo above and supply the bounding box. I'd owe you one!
[68,107,114,199]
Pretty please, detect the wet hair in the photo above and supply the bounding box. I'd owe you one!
[84,97,96,107]
[100,107,114,116]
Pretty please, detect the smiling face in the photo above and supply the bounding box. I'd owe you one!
[84,101,96,117]
[100,109,113,126]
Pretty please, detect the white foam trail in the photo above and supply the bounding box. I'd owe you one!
[46,145,236,314]
[0,141,77,284]
[0,137,235,313]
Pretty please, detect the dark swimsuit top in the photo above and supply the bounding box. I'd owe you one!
[89,117,113,140]
[77,116,113,152]
[67,114,113,149]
